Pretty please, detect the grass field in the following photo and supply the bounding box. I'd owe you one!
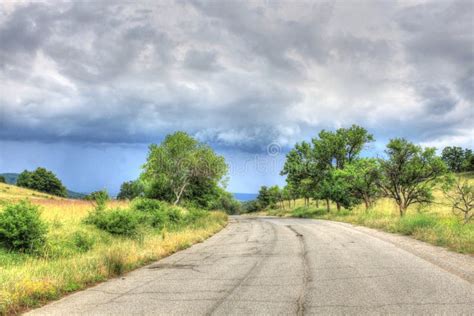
[264,173,474,254]
[0,184,228,315]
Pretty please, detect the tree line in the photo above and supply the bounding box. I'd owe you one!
[251,125,472,222]
[8,132,240,214]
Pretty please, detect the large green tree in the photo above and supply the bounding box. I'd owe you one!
[141,132,228,205]
[378,139,447,216]
[312,125,374,211]
[16,168,67,197]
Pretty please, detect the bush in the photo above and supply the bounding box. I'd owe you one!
[84,190,110,202]
[85,208,139,236]
[186,208,208,223]
[71,231,95,252]
[165,207,184,224]
[0,200,47,252]
[131,198,166,212]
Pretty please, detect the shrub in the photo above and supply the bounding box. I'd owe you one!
[0,200,47,252]
[85,208,139,236]
[165,207,184,224]
[186,208,208,223]
[131,198,166,212]
[71,231,95,252]
[84,190,110,202]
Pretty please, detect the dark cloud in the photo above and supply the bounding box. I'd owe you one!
[0,0,472,152]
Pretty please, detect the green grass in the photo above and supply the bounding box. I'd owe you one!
[0,193,228,315]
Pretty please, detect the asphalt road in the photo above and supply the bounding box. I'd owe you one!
[29,216,474,315]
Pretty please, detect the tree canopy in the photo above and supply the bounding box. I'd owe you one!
[378,138,447,216]
[17,168,67,197]
[141,131,228,205]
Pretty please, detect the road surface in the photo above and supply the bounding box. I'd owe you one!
[29,216,474,315]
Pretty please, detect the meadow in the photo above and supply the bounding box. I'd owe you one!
[264,173,474,254]
[0,184,227,315]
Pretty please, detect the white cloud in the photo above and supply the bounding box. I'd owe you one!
[0,0,472,150]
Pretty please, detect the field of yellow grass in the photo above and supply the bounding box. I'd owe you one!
[0,184,228,315]
[265,173,474,254]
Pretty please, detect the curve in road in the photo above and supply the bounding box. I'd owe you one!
[28,216,474,315]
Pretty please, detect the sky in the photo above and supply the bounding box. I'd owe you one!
[0,0,473,195]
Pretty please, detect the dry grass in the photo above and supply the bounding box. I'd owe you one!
[0,183,60,202]
[0,184,228,315]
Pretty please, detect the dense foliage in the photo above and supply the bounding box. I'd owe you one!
[117,180,144,200]
[17,168,67,197]
[441,146,474,172]
[141,131,229,207]
[378,139,448,216]
[249,125,455,218]
[0,200,47,251]
[0,175,5,183]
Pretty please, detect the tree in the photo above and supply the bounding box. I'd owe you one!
[443,177,473,224]
[16,168,67,197]
[209,189,241,214]
[378,138,447,216]
[257,186,271,209]
[117,181,144,200]
[141,132,228,205]
[0,175,6,183]
[335,159,381,210]
[312,125,374,211]
[441,146,466,172]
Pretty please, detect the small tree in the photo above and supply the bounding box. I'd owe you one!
[117,181,144,200]
[0,175,6,183]
[443,178,473,224]
[257,186,271,209]
[378,139,447,216]
[336,159,381,211]
[16,168,67,197]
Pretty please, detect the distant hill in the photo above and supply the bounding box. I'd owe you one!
[233,193,258,202]
[0,173,86,199]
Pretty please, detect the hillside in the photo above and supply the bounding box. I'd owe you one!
[0,172,86,199]
[0,182,61,202]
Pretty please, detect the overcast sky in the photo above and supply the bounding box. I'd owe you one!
[0,0,473,194]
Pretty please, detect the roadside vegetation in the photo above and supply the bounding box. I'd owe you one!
[243,125,473,254]
[0,131,235,315]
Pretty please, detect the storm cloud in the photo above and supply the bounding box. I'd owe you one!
[1,0,472,151]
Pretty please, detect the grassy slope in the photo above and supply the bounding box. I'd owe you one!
[264,173,474,254]
[0,183,61,202]
[0,185,228,315]
[0,173,86,199]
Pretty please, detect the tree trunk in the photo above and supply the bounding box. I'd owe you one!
[326,199,330,212]
[398,203,406,217]
[336,202,341,212]
[364,199,369,211]
[316,199,319,208]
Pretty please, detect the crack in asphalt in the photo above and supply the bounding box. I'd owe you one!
[286,225,310,316]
